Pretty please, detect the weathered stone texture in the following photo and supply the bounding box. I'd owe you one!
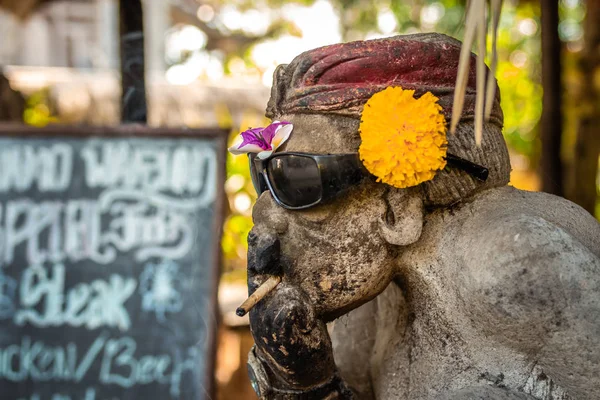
[248,33,600,400]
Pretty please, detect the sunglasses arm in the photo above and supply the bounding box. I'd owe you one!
[446,154,489,182]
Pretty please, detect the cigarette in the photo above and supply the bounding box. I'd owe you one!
[236,275,281,317]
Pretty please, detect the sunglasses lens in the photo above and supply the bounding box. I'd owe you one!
[248,156,264,195]
[267,155,322,208]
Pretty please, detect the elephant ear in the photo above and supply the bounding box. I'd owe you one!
[378,188,424,247]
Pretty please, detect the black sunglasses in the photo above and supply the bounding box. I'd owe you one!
[249,152,488,210]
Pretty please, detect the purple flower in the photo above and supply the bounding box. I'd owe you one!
[239,127,270,150]
[228,121,293,159]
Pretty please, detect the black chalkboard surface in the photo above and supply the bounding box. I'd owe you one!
[0,125,227,400]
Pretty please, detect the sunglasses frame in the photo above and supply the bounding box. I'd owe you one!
[249,151,489,210]
[249,152,367,210]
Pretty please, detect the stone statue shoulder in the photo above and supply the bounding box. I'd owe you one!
[422,186,600,399]
[452,185,600,258]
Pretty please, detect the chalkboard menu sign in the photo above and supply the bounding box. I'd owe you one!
[0,125,226,400]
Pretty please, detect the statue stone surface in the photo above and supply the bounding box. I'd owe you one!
[241,33,600,400]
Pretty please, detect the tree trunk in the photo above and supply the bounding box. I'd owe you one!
[540,0,564,196]
[0,73,24,122]
[571,0,600,217]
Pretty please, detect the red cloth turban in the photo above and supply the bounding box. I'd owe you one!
[266,33,503,126]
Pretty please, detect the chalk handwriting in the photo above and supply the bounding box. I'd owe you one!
[0,197,200,269]
[0,139,215,398]
[18,388,97,400]
[0,138,215,333]
[0,267,16,319]
[139,260,184,322]
[0,142,217,269]
[0,144,73,193]
[15,264,136,331]
[100,336,198,397]
[0,334,107,383]
[0,334,198,397]
[81,142,215,196]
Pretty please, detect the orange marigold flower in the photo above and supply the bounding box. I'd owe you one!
[358,86,448,189]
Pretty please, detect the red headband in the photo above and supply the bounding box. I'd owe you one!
[266,33,502,126]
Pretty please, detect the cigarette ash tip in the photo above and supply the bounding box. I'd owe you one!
[236,307,247,317]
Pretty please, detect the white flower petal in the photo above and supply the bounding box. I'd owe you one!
[270,123,293,151]
[257,150,274,159]
[228,142,265,155]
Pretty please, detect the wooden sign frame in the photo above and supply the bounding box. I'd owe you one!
[0,123,228,399]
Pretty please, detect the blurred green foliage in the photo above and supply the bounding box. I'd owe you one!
[23,88,58,127]
[222,112,269,282]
